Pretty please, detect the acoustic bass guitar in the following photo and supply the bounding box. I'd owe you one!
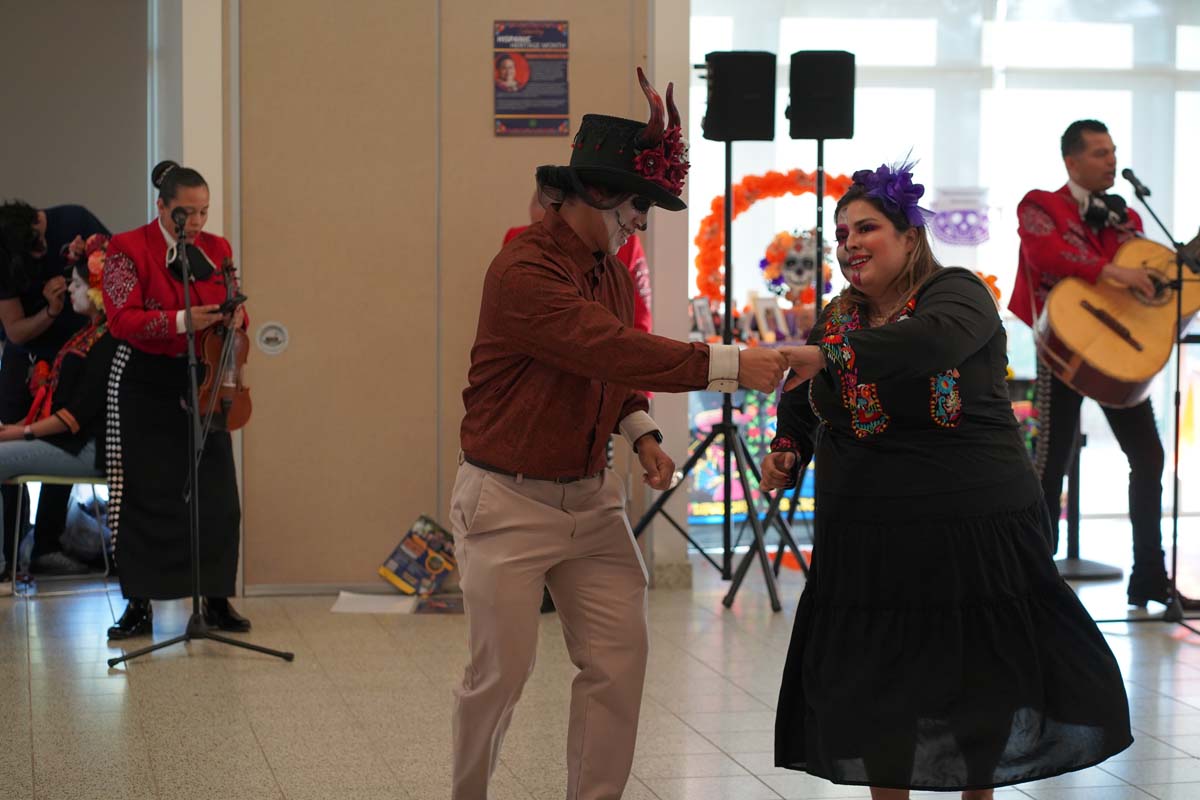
[1036,238,1200,407]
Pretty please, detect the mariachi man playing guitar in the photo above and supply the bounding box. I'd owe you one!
[1012,118,1198,610]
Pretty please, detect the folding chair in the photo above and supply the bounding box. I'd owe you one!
[7,474,109,598]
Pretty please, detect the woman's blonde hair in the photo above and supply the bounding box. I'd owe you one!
[833,183,943,323]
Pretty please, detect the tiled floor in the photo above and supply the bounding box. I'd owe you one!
[4,519,1200,799]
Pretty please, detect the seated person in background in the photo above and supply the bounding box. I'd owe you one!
[0,236,117,597]
[0,200,108,579]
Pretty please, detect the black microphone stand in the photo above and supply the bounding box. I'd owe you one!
[1090,178,1200,634]
[109,213,293,667]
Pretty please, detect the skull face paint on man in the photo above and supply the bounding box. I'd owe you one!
[600,195,653,254]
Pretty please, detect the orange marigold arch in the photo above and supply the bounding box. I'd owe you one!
[694,169,854,302]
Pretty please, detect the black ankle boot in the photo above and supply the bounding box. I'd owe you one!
[107,599,152,639]
[1128,575,1200,611]
[203,597,251,632]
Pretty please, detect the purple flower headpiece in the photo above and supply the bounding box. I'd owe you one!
[851,160,933,228]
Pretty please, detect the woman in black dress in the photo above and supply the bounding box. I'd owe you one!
[765,163,1131,799]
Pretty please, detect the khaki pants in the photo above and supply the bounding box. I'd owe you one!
[449,459,649,800]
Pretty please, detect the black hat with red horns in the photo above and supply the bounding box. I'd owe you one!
[538,68,689,212]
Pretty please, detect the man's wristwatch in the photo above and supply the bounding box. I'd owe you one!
[23,425,34,441]
[636,430,664,452]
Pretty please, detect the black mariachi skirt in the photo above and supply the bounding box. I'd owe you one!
[106,344,240,599]
[775,471,1132,791]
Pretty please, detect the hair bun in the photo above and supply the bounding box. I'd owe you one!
[151,160,180,189]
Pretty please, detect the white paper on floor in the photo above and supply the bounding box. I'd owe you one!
[330,590,417,614]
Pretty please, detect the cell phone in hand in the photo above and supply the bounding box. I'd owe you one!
[219,293,247,314]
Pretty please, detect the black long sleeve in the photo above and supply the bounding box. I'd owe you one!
[819,269,1000,384]
[44,333,117,456]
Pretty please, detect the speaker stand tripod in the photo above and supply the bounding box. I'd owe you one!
[721,137,831,610]
[722,463,812,608]
[632,140,792,610]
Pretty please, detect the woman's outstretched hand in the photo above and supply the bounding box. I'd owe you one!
[776,345,826,384]
[760,451,798,491]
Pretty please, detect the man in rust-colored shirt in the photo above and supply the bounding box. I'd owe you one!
[450,70,786,800]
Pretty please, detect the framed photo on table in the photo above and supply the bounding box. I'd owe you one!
[692,297,716,337]
[751,295,788,343]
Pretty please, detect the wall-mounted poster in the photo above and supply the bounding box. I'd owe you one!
[493,20,569,137]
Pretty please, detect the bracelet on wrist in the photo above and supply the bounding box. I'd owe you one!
[770,436,799,454]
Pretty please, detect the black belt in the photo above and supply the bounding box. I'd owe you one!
[463,456,602,485]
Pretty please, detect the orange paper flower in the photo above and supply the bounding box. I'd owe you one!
[974,271,1002,305]
[695,169,853,302]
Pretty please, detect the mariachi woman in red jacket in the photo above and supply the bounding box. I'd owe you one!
[102,160,249,639]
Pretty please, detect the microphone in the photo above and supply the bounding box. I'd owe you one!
[170,206,188,230]
[1122,168,1151,198]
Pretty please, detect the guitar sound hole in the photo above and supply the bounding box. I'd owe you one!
[1131,275,1173,307]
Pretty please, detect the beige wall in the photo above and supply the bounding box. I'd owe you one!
[0,0,148,232]
[239,0,697,590]
[239,0,440,588]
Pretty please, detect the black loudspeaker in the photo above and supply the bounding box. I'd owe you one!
[787,51,855,140]
[702,51,776,142]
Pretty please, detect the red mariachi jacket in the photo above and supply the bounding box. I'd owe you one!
[103,220,241,356]
[1009,184,1143,327]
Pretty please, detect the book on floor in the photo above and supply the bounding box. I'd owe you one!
[378,515,457,596]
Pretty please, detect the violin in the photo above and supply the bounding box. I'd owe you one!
[198,258,252,430]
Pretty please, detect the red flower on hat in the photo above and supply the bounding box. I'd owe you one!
[634,149,666,180]
[634,68,690,197]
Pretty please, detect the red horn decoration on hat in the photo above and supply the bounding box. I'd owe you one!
[635,66,665,146]
[666,82,680,130]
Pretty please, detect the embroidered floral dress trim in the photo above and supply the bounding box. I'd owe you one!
[820,301,890,439]
[818,295,961,437]
[930,369,962,428]
[770,435,799,453]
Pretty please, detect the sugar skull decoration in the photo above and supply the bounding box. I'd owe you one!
[759,228,832,306]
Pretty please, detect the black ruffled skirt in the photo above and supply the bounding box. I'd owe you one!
[775,471,1131,791]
